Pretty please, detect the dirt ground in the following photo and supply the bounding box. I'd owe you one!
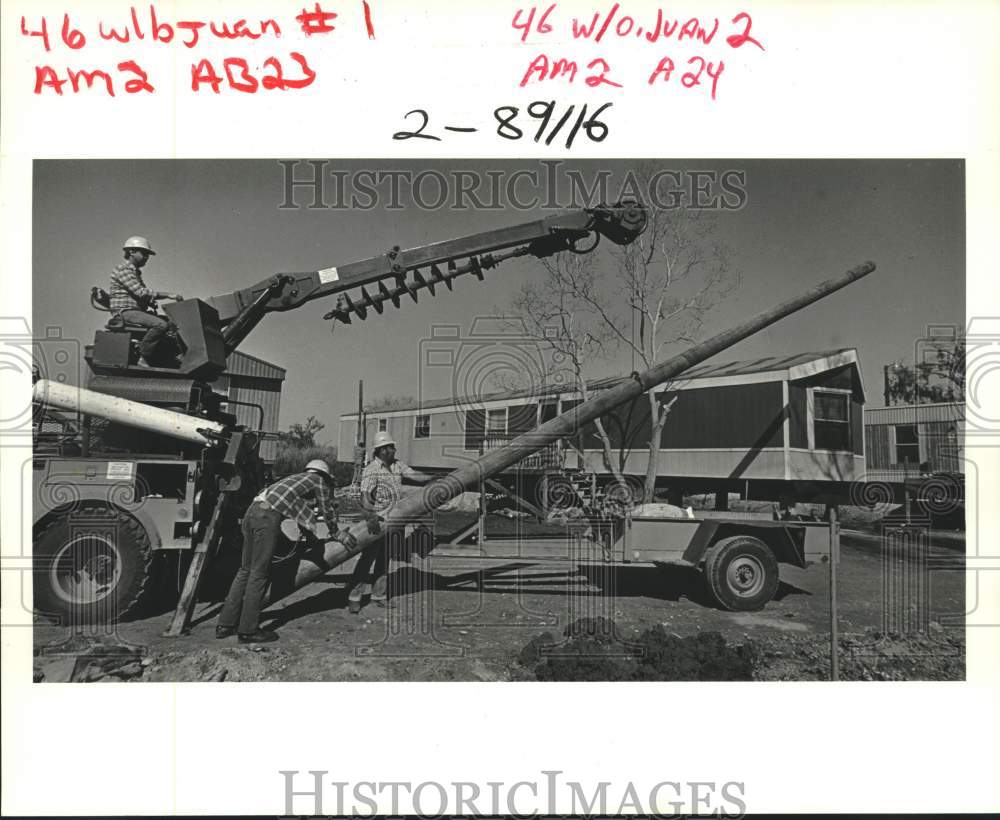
[33,517,966,682]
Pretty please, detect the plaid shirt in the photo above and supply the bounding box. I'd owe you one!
[258,471,338,532]
[360,458,416,513]
[109,261,156,312]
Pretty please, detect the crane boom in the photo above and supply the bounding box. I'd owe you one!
[206,204,646,351]
[89,203,645,380]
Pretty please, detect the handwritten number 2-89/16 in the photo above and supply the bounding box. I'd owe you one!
[393,102,611,148]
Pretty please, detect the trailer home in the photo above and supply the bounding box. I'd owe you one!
[863,401,964,483]
[339,349,867,504]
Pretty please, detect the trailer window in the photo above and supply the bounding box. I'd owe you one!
[813,391,851,451]
[378,418,387,433]
[894,424,919,465]
[414,414,430,439]
[486,408,506,435]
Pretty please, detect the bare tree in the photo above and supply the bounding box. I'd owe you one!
[608,168,740,501]
[503,249,630,494]
[502,163,740,503]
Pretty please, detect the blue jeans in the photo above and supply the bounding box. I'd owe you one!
[219,502,281,634]
[349,534,389,602]
[120,309,171,361]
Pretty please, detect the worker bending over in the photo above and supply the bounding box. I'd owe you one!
[217,459,354,643]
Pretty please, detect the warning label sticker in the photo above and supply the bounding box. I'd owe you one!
[106,462,134,480]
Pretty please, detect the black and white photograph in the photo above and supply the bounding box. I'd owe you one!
[3,1,998,816]
[29,158,967,683]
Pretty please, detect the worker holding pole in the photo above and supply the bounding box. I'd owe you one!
[348,432,434,613]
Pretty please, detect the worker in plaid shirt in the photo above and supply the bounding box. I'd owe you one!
[110,236,184,366]
[217,459,355,644]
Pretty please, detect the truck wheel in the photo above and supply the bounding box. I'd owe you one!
[702,535,779,612]
[34,504,153,623]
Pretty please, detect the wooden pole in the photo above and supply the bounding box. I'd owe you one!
[265,261,877,602]
[357,379,364,445]
[478,476,487,545]
[829,505,840,681]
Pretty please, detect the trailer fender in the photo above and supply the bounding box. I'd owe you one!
[682,521,806,569]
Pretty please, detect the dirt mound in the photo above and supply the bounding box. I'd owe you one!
[752,625,965,681]
[145,647,276,682]
[520,618,965,681]
[520,618,755,681]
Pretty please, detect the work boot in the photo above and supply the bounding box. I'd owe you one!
[238,629,278,644]
[347,583,369,614]
[136,357,152,368]
[215,624,236,639]
[371,574,389,607]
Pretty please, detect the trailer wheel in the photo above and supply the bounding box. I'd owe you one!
[34,504,153,623]
[702,535,779,612]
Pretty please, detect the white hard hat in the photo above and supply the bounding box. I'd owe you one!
[122,236,156,255]
[372,431,396,451]
[305,459,333,480]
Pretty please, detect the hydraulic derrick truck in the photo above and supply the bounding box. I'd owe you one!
[31,204,648,624]
[32,200,875,625]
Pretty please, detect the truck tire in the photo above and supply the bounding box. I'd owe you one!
[702,535,779,612]
[34,504,153,623]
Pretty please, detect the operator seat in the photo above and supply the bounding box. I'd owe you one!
[90,286,153,331]
[90,286,184,369]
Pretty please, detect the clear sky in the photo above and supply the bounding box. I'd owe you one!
[33,159,964,446]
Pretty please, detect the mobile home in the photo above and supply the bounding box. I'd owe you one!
[340,349,867,504]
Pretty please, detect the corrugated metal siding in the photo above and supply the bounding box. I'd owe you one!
[338,419,356,463]
[865,425,893,470]
[863,403,963,479]
[215,354,286,463]
[923,422,962,472]
[227,351,287,380]
[227,380,282,462]
[864,402,964,425]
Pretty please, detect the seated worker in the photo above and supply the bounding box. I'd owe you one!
[349,431,434,613]
[109,236,184,367]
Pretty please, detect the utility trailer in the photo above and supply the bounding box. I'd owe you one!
[430,511,834,612]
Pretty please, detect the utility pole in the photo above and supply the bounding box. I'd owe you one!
[351,379,365,491]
